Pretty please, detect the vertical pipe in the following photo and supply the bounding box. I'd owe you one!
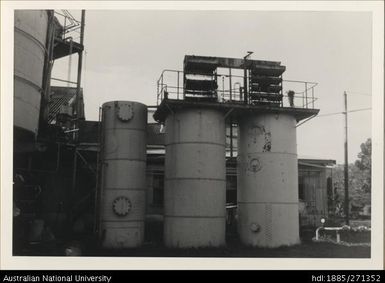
[67,38,73,87]
[75,10,86,119]
[344,91,350,225]
[93,107,102,234]
[97,107,106,242]
[229,68,232,101]
[214,70,218,99]
[242,52,253,104]
[280,76,283,107]
[243,65,248,104]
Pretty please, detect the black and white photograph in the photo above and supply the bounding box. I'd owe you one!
[1,1,383,270]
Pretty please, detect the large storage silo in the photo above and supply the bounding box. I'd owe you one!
[100,101,147,248]
[14,10,49,138]
[164,108,226,248]
[237,113,300,247]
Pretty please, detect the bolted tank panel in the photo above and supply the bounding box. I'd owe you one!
[237,113,300,247]
[14,10,49,137]
[164,108,226,248]
[100,101,147,248]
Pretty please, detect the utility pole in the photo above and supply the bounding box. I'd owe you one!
[344,91,350,225]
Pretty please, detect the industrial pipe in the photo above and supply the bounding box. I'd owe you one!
[315,226,350,243]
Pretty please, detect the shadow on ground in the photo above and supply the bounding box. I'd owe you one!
[16,222,370,258]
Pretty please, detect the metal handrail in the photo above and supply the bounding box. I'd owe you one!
[156,69,318,109]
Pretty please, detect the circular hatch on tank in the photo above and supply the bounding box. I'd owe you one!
[112,196,132,216]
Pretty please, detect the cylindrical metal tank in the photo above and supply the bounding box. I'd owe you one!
[164,108,226,248]
[14,10,49,137]
[100,101,147,248]
[237,113,300,247]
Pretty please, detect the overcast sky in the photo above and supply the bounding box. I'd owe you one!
[52,10,372,164]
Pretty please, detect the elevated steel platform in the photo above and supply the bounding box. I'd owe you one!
[153,98,319,124]
[53,38,84,60]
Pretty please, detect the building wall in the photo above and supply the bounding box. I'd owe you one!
[146,157,333,228]
[298,164,333,227]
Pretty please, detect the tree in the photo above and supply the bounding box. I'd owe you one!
[333,138,371,217]
[355,138,371,193]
